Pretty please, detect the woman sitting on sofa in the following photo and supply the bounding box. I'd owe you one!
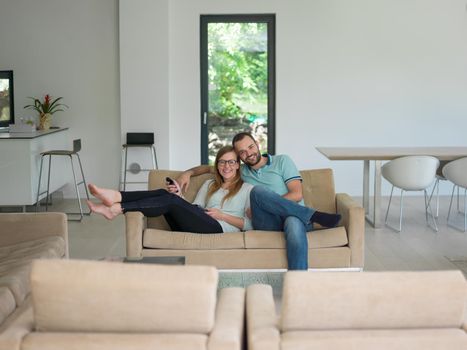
[87,145,253,233]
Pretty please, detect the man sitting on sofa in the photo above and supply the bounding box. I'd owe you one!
[176,132,341,270]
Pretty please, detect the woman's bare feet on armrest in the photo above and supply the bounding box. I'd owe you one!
[88,184,121,207]
[87,200,122,220]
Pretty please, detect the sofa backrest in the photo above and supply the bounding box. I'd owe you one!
[300,169,336,213]
[146,168,336,229]
[30,259,218,334]
[281,271,467,331]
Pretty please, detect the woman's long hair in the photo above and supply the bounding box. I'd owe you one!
[206,145,244,207]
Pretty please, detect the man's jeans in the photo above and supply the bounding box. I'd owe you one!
[250,186,315,270]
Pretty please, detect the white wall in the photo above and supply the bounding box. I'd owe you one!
[5,1,463,198]
[120,0,170,175]
[121,0,467,196]
[0,0,120,196]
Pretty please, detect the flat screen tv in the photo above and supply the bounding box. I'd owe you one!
[0,70,15,129]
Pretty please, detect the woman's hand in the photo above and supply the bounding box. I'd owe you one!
[166,184,179,194]
[205,208,224,221]
[166,178,184,198]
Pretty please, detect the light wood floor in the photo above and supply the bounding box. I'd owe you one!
[52,195,467,272]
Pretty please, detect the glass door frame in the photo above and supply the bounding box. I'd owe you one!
[200,14,276,164]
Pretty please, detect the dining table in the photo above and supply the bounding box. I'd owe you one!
[316,147,467,228]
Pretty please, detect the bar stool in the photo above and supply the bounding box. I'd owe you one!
[120,132,158,191]
[36,139,90,221]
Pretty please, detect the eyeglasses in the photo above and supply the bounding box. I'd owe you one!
[218,159,238,167]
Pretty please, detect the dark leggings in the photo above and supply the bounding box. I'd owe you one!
[120,189,223,233]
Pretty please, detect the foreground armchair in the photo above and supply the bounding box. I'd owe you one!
[3,259,244,350]
[0,212,67,334]
[247,270,467,350]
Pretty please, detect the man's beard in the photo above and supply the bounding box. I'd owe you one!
[243,152,262,166]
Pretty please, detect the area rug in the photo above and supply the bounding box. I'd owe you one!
[218,271,284,296]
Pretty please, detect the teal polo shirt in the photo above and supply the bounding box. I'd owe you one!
[240,154,304,206]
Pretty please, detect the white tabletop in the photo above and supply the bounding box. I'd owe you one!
[316,147,467,161]
[0,127,68,140]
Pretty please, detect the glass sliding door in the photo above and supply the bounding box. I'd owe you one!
[200,14,275,164]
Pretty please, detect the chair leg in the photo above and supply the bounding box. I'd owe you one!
[45,155,52,212]
[447,185,467,232]
[152,145,158,170]
[447,184,455,223]
[398,189,404,233]
[457,186,461,214]
[36,155,45,212]
[464,188,467,232]
[384,186,403,233]
[425,189,438,232]
[427,178,441,219]
[435,178,440,218]
[76,153,91,214]
[384,186,394,224]
[123,147,128,191]
[69,155,83,221]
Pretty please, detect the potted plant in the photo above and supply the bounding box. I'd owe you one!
[24,94,68,130]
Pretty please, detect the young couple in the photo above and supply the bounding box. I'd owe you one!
[88,132,341,270]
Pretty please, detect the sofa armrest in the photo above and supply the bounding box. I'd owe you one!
[125,211,146,258]
[208,287,245,350]
[246,284,280,350]
[0,213,68,256]
[336,193,365,268]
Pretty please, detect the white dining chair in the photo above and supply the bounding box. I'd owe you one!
[382,156,439,232]
[427,161,462,219]
[442,157,467,232]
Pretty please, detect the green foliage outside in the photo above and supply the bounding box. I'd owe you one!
[207,22,269,162]
[208,22,268,120]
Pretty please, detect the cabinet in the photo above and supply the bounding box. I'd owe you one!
[0,128,69,206]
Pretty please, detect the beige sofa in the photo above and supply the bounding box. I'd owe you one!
[247,271,467,350]
[2,259,245,350]
[126,169,365,269]
[0,213,68,341]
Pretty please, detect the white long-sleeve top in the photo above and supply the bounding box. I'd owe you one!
[192,180,253,233]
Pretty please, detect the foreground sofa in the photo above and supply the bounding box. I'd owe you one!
[247,270,467,350]
[1,259,245,350]
[126,169,365,269]
[0,213,68,334]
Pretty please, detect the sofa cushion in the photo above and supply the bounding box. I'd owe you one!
[31,259,218,334]
[0,286,16,325]
[143,229,245,249]
[281,271,467,331]
[281,329,467,350]
[22,333,207,350]
[245,227,348,249]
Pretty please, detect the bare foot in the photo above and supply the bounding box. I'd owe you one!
[88,184,121,207]
[87,200,122,220]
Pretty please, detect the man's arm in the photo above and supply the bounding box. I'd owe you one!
[176,165,213,193]
[283,179,303,202]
